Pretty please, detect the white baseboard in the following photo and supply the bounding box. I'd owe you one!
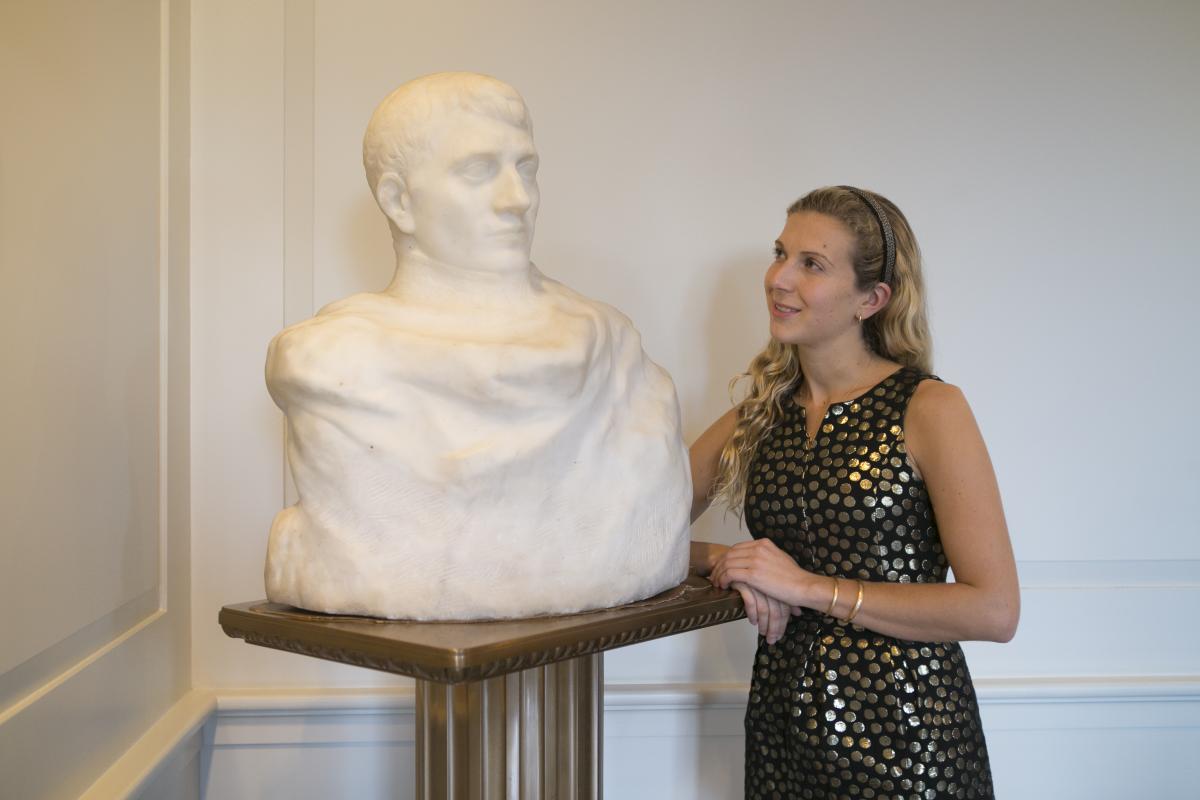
[79,690,214,800]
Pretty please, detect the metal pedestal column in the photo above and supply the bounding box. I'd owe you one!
[416,654,603,800]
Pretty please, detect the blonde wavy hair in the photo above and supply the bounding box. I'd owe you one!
[712,186,933,514]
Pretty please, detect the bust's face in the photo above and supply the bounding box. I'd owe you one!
[402,109,540,273]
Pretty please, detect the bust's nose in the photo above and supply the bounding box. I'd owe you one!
[492,166,533,216]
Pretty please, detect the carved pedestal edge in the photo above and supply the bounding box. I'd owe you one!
[222,605,742,683]
[218,577,745,684]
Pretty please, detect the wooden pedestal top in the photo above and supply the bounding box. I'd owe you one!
[219,574,745,684]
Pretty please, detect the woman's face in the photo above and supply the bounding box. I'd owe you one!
[764,211,868,347]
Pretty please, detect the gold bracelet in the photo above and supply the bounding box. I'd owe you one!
[841,580,865,624]
[825,577,840,616]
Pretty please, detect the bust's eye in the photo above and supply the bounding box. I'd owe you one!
[517,157,539,180]
[457,158,497,181]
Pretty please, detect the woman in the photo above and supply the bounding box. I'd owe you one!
[690,186,1018,799]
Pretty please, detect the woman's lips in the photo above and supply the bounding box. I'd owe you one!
[769,301,800,319]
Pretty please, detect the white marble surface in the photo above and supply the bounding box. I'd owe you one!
[264,74,690,620]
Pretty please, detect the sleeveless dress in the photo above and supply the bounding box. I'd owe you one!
[743,367,994,800]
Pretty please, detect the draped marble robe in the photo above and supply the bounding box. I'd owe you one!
[264,268,691,620]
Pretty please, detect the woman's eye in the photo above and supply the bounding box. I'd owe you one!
[805,258,822,271]
[773,247,785,261]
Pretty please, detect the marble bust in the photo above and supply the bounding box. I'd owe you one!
[263,72,690,620]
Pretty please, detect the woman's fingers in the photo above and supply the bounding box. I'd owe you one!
[711,554,750,590]
[717,554,796,644]
[722,579,797,645]
[735,583,786,642]
[708,556,727,587]
[755,587,773,638]
[712,542,800,645]
[733,581,759,627]
[767,595,790,643]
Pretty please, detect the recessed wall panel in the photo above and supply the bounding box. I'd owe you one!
[0,0,161,685]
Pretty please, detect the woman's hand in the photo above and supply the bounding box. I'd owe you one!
[729,581,792,644]
[710,538,817,609]
[689,541,729,577]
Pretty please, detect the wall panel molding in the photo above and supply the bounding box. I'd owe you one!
[0,591,161,720]
[283,0,316,328]
[211,676,1200,738]
[281,0,315,510]
[1016,559,1200,589]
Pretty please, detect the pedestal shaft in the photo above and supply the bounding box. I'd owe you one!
[416,653,603,799]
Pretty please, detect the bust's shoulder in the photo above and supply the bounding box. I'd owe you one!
[313,292,394,319]
[274,294,389,342]
[538,273,636,330]
[267,294,394,380]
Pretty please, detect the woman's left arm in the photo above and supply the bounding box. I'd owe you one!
[710,381,1020,643]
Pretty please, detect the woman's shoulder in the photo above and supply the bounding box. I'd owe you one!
[910,373,963,403]
[906,376,977,442]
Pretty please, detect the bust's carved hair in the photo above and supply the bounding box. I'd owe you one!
[362,72,532,203]
[712,186,933,514]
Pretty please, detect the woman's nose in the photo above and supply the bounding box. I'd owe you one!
[766,261,792,291]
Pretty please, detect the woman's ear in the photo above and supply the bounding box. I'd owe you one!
[376,172,414,235]
[859,281,893,321]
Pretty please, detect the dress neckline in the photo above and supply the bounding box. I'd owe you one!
[789,365,909,416]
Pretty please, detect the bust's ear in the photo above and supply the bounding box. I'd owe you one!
[376,172,415,235]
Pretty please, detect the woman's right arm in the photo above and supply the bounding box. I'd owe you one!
[688,406,738,576]
[688,406,739,523]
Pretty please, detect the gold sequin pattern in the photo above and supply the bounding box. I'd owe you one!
[742,368,994,799]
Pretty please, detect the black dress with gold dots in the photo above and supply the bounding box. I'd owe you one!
[743,367,994,800]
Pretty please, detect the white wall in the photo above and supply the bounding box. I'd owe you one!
[0,0,192,797]
[182,0,1199,796]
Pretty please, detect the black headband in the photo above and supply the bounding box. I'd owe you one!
[838,186,896,286]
